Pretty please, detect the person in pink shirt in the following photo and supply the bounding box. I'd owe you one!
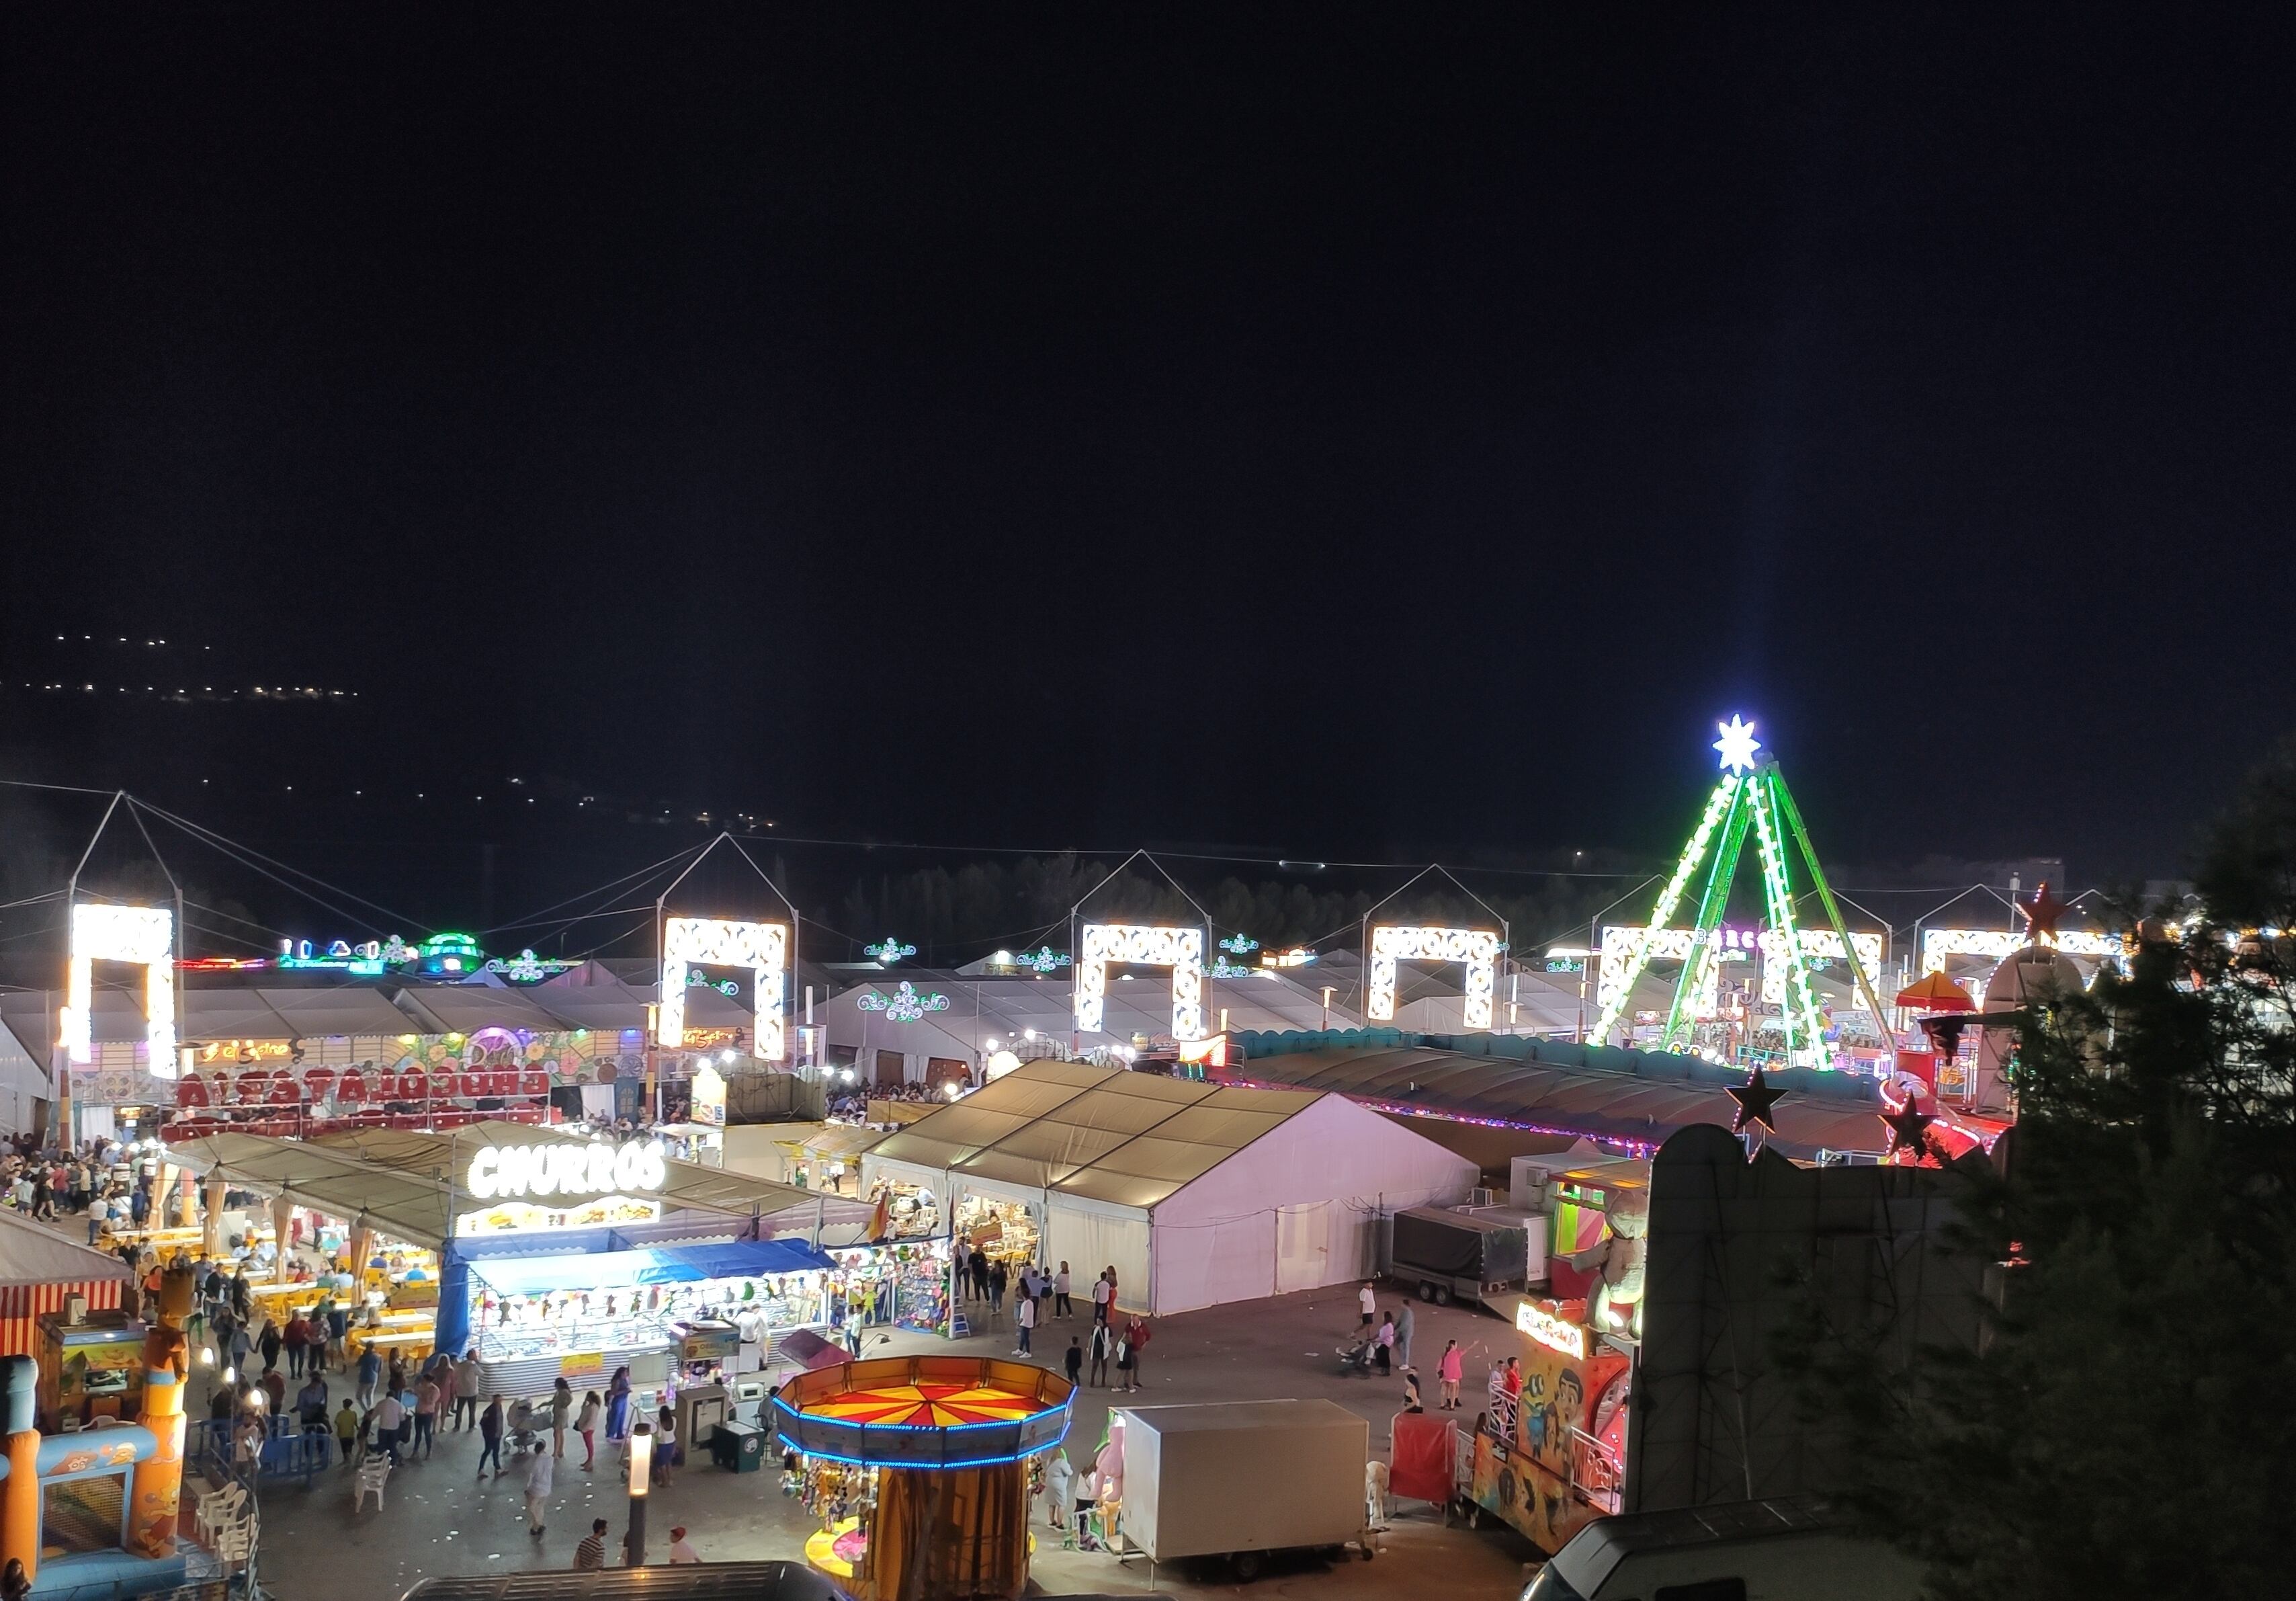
[1437,1340,1464,1409]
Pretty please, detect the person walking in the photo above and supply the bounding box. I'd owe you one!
[575,1518,609,1571]
[1118,1314,1150,1392]
[414,1370,440,1459]
[372,1387,406,1465]
[1063,1336,1083,1389]
[1438,1340,1463,1409]
[605,1366,632,1458]
[1374,1313,1396,1377]
[550,1377,573,1458]
[1395,1301,1415,1370]
[1054,1261,1072,1319]
[667,1527,700,1564]
[575,1391,601,1471]
[1090,1269,1113,1325]
[355,1343,382,1409]
[523,1442,554,1537]
[652,1405,678,1488]
[968,1247,989,1303]
[85,1192,108,1246]
[1087,1321,1112,1388]
[1015,1290,1036,1356]
[296,1371,331,1436]
[283,1309,312,1378]
[987,1260,1008,1323]
[452,1350,482,1430]
[477,1395,506,1479]
[226,1320,253,1382]
[1358,1281,1377,1329]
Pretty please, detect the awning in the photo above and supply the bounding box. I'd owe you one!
[470,1238,836,1297]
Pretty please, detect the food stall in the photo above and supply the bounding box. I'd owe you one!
[162,1118,827,1384]
[467,1237,839,1397]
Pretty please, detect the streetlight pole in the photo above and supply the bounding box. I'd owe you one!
[626,1422,654,1565]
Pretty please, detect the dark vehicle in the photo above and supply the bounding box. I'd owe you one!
[1391,1206,1529,1309]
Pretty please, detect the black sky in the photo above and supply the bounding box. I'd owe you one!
[5,4,2294,891]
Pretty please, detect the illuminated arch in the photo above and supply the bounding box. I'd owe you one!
[1367,925,1502,1029]
[1075,923,1205,1041]
[658,916,788,1061]
[60,903,176,1068]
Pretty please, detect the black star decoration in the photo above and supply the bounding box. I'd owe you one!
[1728,1067,1785,1134]
[1881,1104,1936,1162]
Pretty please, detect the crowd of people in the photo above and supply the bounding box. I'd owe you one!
[1,1133,153,1237]
[949,1249,1155,1392]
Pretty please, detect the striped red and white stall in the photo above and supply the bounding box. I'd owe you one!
[0,1206,135,1358]
[0,1276,125,1358]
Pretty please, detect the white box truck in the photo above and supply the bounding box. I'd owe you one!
[1115,1399,1371,1577]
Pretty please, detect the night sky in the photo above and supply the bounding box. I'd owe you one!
[5,5,2294,917]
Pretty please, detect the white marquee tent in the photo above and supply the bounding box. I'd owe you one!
[861,1059,1476,1317]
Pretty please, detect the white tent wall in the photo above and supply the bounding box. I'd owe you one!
[1044,1198,1152,1315]
[1146,1093,1477,1315]
[0,1018,50,1138]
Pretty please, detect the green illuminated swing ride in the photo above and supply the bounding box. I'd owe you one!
[1593,716,1896,1071]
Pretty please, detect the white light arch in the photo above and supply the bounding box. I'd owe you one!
[658,916,788,1061]
[1075,923,1205,1040]
[60,903,176,1067]
[1368,925,1501,1030]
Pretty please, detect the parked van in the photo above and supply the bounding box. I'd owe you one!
[1521,1495,1924,1601]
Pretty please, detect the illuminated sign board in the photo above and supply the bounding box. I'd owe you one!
[466,1139,668,1201]
[1517,1300,1588,1359]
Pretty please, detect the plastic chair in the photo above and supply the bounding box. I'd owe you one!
[354,1455,392,1512]
[196,1481,249,1538]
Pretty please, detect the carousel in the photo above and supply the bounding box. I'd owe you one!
[773,1355,1073,1601]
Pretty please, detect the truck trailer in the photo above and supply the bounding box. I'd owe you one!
[1115,1399,1371,1577]
[1390,1205,1539,1309]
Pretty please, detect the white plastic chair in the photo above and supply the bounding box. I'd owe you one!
[354,1455,392,1512]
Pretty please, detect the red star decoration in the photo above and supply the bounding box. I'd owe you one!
[2018,882,2065,944]
[1881,1104,1937,1163]
[1727,1067,1785,1134]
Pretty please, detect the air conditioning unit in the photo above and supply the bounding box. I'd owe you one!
[1467,1188,1495,1207]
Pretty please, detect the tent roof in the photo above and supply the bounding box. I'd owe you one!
[1222,1047,1890,1159]
[0,1205,134,1286]
[310,1122,822,1225]
[866,1059,1328,1209]
[162,1120,820,1249]
[161,1131,463,1249]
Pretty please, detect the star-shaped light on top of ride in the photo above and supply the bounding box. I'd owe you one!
[1881,1102,1937,1163]
[1712,714,1762,774]
[1727,1067,1785,1135]
[2017,882,2066,946]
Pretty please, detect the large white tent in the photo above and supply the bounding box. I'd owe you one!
[861,1059,1476,1317]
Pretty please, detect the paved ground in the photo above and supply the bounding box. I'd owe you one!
[228,1285,1542,1601]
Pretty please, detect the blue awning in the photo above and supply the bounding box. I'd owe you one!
[648,1239,837,1280]
[470,1238,837,1297]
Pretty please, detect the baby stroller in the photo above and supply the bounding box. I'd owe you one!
[1336,1336,1375,1377]
[505,1397,542,1454]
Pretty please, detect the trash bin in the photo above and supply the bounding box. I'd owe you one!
[712,1418,765,1473]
